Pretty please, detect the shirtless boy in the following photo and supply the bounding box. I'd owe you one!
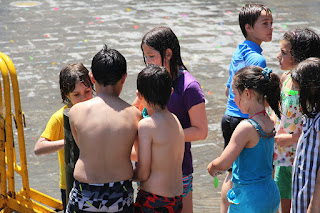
[133,64,185,212]
[66,45,141,212]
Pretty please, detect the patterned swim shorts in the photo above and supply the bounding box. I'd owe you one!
[134,189,182,213]
[66,179,134,212]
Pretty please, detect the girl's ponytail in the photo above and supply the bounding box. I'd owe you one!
[263,71,281,118]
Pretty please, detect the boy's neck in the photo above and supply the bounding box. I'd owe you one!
[146,105,167,116]
[245,37,262,46]
[95,84,122,97]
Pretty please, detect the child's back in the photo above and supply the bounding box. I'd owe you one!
[70,95,141,183]
[138,109,184,197]
[134,64,185,212]
[67,46,140,213]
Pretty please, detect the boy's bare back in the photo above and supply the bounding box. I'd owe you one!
[135,109,185,197]
[69,95,141,184]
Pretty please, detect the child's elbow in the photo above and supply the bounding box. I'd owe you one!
[34,147,41,156]
[200,127,208,140]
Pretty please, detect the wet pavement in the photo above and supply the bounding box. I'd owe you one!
[1,0,320,212]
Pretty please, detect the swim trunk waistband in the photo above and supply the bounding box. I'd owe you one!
[134,189,182,213]
[66,179,134,212]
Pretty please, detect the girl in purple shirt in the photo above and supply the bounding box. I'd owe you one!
[134,26,208,213]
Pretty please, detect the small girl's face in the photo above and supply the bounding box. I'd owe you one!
[232,82,247,113]
[67,82,93,106]
[277,40,295,70]
[142,44,163,66]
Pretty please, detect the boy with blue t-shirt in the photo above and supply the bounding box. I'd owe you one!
[220,3,273,213]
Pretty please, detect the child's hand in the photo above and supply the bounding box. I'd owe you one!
[207,161,223,177]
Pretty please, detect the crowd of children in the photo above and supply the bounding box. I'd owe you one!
[33,2,320,213]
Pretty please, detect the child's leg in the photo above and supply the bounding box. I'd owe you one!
[181,191,193,213]
[181,174,193,213]
[220,115,243,213]
[221,171,232,213]
[281,199,291,213]
[275,166,292,213]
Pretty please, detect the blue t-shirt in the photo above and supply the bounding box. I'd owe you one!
[225,40,266,118]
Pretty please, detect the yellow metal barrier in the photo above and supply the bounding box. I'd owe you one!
[0,52,63,212]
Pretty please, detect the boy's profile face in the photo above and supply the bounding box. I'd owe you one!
[247,10,273,43]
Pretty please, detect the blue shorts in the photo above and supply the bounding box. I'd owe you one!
[182,174,193,197]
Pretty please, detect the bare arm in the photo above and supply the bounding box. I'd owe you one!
[207,121,254,176]
[131,135,138,162]
[307,168,320,212]
[34,137,64,155]
[133,119,152,182]
[275,133,300,147]
[225,86,229,97]
[184,102,208,142]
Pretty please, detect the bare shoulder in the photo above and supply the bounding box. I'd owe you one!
[233,120,258,140]
[138,117,155,130]
[280,72,290,85]
[69,101,87,116]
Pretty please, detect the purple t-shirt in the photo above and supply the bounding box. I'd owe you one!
[167,70,205,175]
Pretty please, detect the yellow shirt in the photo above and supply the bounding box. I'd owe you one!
[41,105,68,189]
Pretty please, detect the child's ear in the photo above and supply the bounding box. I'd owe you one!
[244,88,251,99]
[136,90,143,100]
[245,24,253,34]
[89,72,95,84]
[165,48,173,60]
[121,73,127,84]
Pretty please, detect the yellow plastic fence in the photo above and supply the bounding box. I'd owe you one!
[0,52,63,212]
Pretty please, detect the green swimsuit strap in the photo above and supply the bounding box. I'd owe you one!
[283,74,298,96]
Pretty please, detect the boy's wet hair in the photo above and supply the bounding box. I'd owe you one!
[233,65,281,118]
[292,57,320,117]
[141,26,187,82]
[137,64,172,110]
[283,28,320,64]
[239,3,272,38]
[91,45,126,86]
[59,62,93,104]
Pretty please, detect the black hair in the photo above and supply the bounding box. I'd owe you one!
[59,62,93,104]
[283,28,320,64]
[91,45,127,86]
[233,65,281,118]
[137,64,172,110]
[141,26,187,82]
[239,3,272,38]
[292,57,320,117]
